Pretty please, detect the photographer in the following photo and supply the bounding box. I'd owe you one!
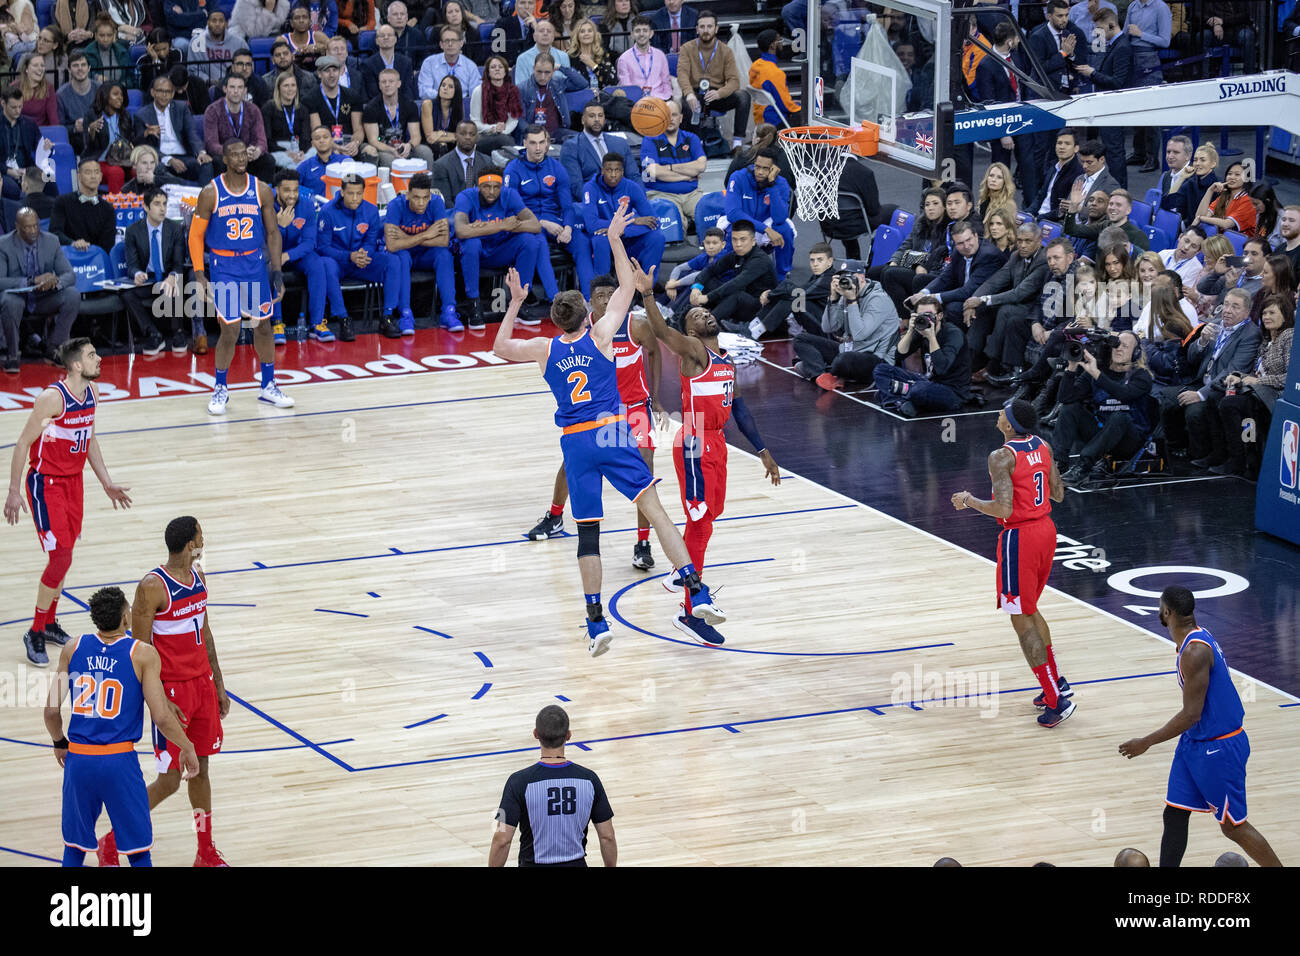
[793,265,896,389]
[872,295,971,418]
[1050,330,1154,485]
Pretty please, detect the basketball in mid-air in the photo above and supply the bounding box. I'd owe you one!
[630,97,671,138]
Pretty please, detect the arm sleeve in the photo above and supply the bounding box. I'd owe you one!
[187,213,208,273]
[730,394,766,453]
[768,178,791,226]
[202,108,221,158]
[974,257,1013,299]
[1056,368,1095,404]
[704,254,773,305]
[49,199,74,245]
[927,326,961,377]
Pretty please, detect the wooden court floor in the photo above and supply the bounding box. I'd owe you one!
[2,365,1297,866]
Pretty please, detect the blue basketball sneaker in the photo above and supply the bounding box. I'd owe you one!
[1033,676,1074,708]
[398,308,416,337]
[586,617,615,658]
[439,306,464,332]
[1037,697,1076,728]
[673,613,725,646]
[688,583,725,625]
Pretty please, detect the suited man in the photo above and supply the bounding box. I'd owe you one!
[361,25,415,102]
[650,0,699,55]
[0,209,79,372]
[430,122,489,205]
[559,102,632,202]
[903,221,1005,330]
[1030,127,1083,222]
[137,74,213,183]
[122,187,188,354]
[963,224,1050,382]
[1068,138,1120,205]
[1159,288,1262,464]
[0,88,41,201]
[975,22,1038,207]
[492,5,533,61]
[1074,8,1133,187]
[1025,1,1089,179]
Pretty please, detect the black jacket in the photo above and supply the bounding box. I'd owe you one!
[1058,364,1155,432]
[974,247,1049,307]
[767,270,834,325]
[924,240,1006,307]
[696,247,778,308]
[72,109,142,160]
[1030,155,1082,221]
[50,191,117,253]
[890,217,950,274]
[361,52,414,103]
[1090,33,1134,91]
[123,217,188,280]
[895,319,971,399]
[1026,20,1090,95]
[825,157,880,239]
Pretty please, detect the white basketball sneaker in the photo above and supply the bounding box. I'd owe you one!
[258,383,295,408]
[207,385,229,415]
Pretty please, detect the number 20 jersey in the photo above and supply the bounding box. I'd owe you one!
[148,566,210,682]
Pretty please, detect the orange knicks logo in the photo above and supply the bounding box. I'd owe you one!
[357,222,369,234]
[292,217,305,229]
[543,175,556,187]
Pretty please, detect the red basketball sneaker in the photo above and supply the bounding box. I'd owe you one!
[194,845,231,867]
[97,831,121,867]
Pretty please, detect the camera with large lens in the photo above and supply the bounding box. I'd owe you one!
[835,271,856,292]
[912,312,933,331]
[1062,328,1119,365]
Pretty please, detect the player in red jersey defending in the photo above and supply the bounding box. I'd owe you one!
[630,262,780,645]
[4,338,133,668]
[97,516,232,867]
[525,272,668,572]
[952,396,1073,728]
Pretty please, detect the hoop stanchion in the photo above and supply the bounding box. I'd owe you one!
[778,124,879,221]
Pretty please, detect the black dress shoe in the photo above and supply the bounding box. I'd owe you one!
[1140,161,1159,173]
[338,317,356,342]
[1189,456,1214,469]
[985,371,1017,387]
[3,354,18,374]
[1126,154,1146,166]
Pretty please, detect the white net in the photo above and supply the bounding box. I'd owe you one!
[779,130,854,221]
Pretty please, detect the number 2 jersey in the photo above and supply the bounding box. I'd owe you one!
[1000,434,1053,528]
[29,380,95,476]
[148,566,211,682]
[543,328,623,428]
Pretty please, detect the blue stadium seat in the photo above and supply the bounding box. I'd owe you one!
[127,88,143,110]
[694,191,725,236]
[667,54,677,75]
[1038,219,1063,245]
[889,208,914,233]
[52,142,75,192]
[216,0,236,17]
[651,198,685,244]
[109,242,128,279]
[1153,208,1180,240]
[41,125,68,145]
[359,30,376,52]
[64,245,112,291]
[567,88,594,117]
[1201,222,1218,235]
[250,37,275,72]
[37,0,54,28]
[1128,199,1153,227]
[618,85,645,104]
[1144,226,1171,250]
[868,225,903,268]
[1015,210,1035,226]
[1224,230,1247,254]
[478,23,494,43]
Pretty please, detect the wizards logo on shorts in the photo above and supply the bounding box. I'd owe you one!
[1281,420,1299,490]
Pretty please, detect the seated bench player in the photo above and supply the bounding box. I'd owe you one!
[453,167,548,330]
[719,147,795,281]
[297,125,348,196]
[582,153,665,279]
[316,172,406,339]
[384,171,461,333]
[272,168,348,343]
[505,124,595,298]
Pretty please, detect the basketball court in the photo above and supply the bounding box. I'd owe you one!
[1,342,1296,866]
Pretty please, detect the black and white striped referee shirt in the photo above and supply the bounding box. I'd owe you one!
[498,760,614,866]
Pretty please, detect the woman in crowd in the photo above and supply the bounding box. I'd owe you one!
[568,17,629,126]
[263,70,311,168]
[232,0,292,40]
[1214,295,1294,477]
[122,143,183,193]
[599,0,638,55]
[17,52,57,126]
[54,0,93,49]
[31,23,65,76]
[99,0,148,45]
[977,161,1015,223]
[984,208,1016,256]
[3,0,38,61]
[547,0,582,41]
[336,0,374,46]
[137,29,183,98]
[471,55,523,155]
[1248,181,1282,247]
[1192,161,1256,235]
[1134,271,1198,341]
[76,81,138,193]
[421,74,464,160]
[1185,233,1237,318]
[1098,245,1138,330]
[1251,255,1297,324]
[1165,142,1219,226]
[876,186,949,303]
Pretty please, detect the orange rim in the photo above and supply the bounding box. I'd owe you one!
[778,123,877,145]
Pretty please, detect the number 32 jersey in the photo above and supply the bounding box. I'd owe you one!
[208,174,265,255]
[1000,434,1053,528]
[148,566,211,682]
[29,381,96,476]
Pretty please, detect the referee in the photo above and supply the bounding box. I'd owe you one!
[489,706,617,867]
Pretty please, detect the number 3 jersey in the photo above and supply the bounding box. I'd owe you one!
[1000,434,1054,528]
[29,381,96,476]
[544,328,623,428]
[148,566,211,682]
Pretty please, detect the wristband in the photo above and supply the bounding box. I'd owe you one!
[691,283,704,292]
[53,737,68,749]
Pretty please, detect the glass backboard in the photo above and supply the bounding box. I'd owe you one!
[800,0,950,175]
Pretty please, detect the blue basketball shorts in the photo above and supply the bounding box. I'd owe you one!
[560,419,659,523]
[209,253,273,325]
[1166,729,1250,825]
[62,751,153,855]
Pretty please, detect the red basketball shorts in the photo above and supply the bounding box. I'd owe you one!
[622,399,656,450]
[25,470,83,553]
[673,430,728,523]
[996,516,1056,616]
[152,673,224,770]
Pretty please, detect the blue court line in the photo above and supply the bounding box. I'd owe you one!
[0,391,553,452]
[413,626,455,639]
[1281,702,1300,708]
[225,691,355,773]
[41,504,850,597]
[313,608,369,618]
[59,590,89,610]
[0,733,354,754]
[607,559,957,658]
[252,561,268,569]
[471,682,492,700]
[344,669,1183,773]
[404,714,448,729]
[555,695,570,702]
[474,651,493,669]
[367,592,381,598]
[0,845,61,863]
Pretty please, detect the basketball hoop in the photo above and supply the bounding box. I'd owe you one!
[778,123,879,221]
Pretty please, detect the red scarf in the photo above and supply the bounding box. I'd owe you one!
[483,80,523,126]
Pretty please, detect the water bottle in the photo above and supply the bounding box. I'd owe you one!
[695,78,709,126]
[590,71,599,93]
[296,310,308,341]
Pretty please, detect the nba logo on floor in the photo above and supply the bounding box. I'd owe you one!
[1281,420,1299,490]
